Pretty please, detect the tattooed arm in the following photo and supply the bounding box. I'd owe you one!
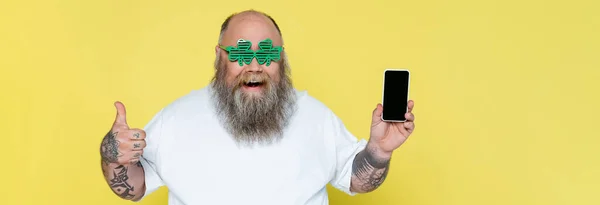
[349,144,391,193]
[98,101,155,201]
[101,161,146,201]
[100,130,148,201]
[349,101,416,193]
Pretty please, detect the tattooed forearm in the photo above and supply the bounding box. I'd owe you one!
[100,131,121,165]
[350,147,391,193]
[101,160,145,201]
[109,165,137,200]
[100,130,146,201]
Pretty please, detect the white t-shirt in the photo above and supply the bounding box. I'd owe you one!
[138,86,367,205]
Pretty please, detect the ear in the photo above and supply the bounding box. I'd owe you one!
[215,45,220,57]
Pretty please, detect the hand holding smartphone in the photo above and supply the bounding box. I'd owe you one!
[381,69,411,122]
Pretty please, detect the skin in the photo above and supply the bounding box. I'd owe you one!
[350,101,415,193]
[215,11,283,91]
[100,10,416,200]
[100,101,147,201]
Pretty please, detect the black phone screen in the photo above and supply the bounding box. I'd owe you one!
[382,70,410,121]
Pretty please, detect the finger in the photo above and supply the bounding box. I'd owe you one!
[129,128,146,140]
[395,122,411,138]
[130,150,143,159]
[116,151,141,165]
[129,158,141,166]
[372,103,383,123]
[407,100,414,112]
[403,121,415,133]
[114,101,128,127]
[131,140,146,151]
[405,112,415,121]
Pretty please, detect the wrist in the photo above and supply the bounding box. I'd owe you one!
[365,142,392,162]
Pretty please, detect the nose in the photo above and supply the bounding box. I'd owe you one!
[244,58,263,73]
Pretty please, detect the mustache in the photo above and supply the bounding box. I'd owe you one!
[233,72,272,88]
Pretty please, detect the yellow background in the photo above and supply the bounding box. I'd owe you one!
[1,0,599,204]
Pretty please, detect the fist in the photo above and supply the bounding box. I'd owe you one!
[100,101,147,166]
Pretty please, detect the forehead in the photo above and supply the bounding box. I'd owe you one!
[220,13,283,48]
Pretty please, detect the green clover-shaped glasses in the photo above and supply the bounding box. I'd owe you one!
[219,38,283,66]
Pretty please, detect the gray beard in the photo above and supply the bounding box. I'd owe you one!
[210,57,296,147]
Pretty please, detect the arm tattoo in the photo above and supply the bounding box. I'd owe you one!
[110,165,137,200]
[351,147,391,192]
[100,131,121,165]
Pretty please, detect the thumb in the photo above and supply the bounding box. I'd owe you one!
[113,101,128,127]
[372,103,383,122]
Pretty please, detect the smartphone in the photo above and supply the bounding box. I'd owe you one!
[381,69,411,122]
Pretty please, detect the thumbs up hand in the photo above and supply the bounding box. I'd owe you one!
[100,101,147,166]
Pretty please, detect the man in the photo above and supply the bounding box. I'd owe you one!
[99,10,415,205]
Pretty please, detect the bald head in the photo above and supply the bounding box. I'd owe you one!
[214,10,288,87]
[218,10,283,46]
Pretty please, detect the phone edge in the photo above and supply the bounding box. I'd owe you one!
[381,69,410,122]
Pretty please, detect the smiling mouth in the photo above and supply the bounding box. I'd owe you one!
[244,80,263,87]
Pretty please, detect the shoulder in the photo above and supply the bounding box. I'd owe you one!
[295,89,327,111]
[294,89,337,120]
[157,86,213,119]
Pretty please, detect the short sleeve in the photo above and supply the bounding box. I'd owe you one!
[326,110,368,196]
[134,108,166,202]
